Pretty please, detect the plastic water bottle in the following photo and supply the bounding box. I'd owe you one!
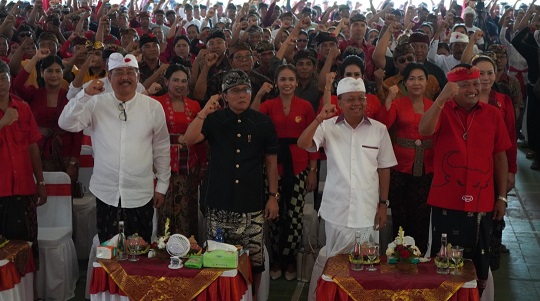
[215,227,224,243]
[437,233,449,274]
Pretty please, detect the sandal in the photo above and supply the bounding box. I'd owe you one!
[526,152,536,159]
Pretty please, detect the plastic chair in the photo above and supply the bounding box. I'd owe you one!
[36,172,79,300]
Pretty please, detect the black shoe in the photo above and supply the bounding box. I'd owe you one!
[531,160,540,170]
[526,152,536,159]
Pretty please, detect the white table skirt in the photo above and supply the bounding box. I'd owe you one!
[0,270,34,301]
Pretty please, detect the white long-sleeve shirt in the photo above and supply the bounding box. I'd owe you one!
[58,91,171,208]
[427,39,461,74]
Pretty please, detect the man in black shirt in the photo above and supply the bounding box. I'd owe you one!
[185,69,279,297]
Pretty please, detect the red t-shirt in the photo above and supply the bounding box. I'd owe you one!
[384,96,434,174]
[0,95,42,197]
[428,101,512,212]
[260,96,319,176]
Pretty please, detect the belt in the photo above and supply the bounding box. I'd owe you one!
[396,138,433,177]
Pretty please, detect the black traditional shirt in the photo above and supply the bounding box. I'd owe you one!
[200,108,278,213]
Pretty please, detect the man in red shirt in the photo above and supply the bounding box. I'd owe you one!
[419,64,511,295]
[338,14,375,81]
[0,60,46,263]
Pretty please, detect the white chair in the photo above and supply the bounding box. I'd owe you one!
[72,194,97,259]
[79,145,94,190]
[36,172,79,301]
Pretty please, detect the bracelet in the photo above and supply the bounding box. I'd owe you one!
[196,113,206,120]
[497,195,508,203]
[309,167,318,173]
[324,86,332,92]
[38,181,46,186]
[436,100,445,109]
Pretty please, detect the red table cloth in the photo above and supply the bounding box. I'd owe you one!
[90,253,251,301]
[0,241,35,291]
[317,255,480,301]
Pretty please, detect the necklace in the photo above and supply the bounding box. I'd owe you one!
[455,110,477,140]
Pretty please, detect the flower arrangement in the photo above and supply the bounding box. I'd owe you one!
[386,227,421,263]
[150,218,171,252]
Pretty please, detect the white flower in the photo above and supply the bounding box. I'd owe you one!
[386,247,394,256]
[412,246,421,256]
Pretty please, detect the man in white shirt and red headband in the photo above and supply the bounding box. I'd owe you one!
[419,64,511,295]
[59,53,170,244]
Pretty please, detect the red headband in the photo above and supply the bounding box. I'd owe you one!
[447,66,481,83]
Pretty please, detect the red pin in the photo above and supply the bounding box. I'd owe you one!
[125,58,131,63]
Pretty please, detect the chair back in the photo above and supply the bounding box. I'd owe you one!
[37,172,73,229]
[79,145,94,190]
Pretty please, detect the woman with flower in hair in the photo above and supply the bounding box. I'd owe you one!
[152,64,206,238]
[472,55,517,270]
[253,64,318,281]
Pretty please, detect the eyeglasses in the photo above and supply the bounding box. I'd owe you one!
[19,32,32,38]
[397,55,415,64]
[118,102,127,121]
[233,54,253,61]
[227,87,252,94]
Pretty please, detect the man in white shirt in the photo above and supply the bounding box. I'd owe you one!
[298,77,397,300]
[428,32,469,74]
[58,53,171,244]
[299,76,397,254]
[463,6,485,46]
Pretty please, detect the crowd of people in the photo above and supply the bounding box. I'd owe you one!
[0,0,538,299]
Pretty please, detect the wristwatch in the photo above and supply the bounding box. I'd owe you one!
[379,199,390,207]
[269,192,281,201]
[38,181,46,186]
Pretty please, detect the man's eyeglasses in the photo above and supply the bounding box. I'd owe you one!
[19,32,32,38]
[118,102,127,121]
[227,87,252,94]
[233,54,253,61]
[397,54,415,64]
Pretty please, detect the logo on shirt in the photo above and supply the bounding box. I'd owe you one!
[295,116,302,123]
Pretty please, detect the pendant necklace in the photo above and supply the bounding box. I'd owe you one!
[455,110,477,140]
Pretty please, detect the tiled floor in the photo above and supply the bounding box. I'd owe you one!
[70,142,539,301]
[492,142,540,301]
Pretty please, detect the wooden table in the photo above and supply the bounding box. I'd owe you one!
[0,241,35,301]
[89,253,252,301]
[317,254,480,301]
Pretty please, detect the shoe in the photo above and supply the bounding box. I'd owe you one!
[526,152,536,159]
[501,244,510,253]
[531,160,540,171]
[270,269,282,280]
[285,271,297,281]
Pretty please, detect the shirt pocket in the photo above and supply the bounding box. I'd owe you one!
[15,123,30,146]
[361,145,379,164]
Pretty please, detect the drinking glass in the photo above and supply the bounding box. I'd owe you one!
[366,243,379,272]
[450,246,464,275]
[127,236,142,262]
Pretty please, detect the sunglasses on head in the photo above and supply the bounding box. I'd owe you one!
[397,54,415,64]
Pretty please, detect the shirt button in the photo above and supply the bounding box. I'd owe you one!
[236,149,240,153]
[237,133,241,138]
[235,180,239,184]
[237,119,242,123]
[236,164,240,168]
